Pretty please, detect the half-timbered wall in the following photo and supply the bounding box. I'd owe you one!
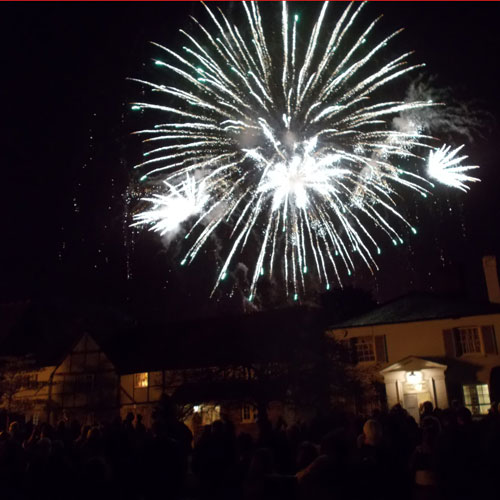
[51,334,119,423]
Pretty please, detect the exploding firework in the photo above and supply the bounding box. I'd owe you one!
[427,145,479,192]
[131,1,479,300]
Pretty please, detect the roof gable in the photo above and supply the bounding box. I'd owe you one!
[381,356,447,374]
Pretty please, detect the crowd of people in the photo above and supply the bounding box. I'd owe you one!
[1,396,500,500]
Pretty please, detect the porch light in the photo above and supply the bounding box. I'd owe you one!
[406,370,422,385]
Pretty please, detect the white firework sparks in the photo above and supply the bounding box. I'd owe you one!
[132,175,208,235]
[131,1,480,300]
[428,144,480,192]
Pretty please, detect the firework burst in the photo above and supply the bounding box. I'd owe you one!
[131,1,479,300]
[427,145,480,192]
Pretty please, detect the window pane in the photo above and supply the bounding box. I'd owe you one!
[242,405,250,420]
[463,384,491,415]
[134,372,148,388]
[478,385,490,405]
[458,328,481,354]
[356,337,375,362]
[150,371,163,387]
[479,404,490,415]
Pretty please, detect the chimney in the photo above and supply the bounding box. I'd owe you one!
[482,256,500,303]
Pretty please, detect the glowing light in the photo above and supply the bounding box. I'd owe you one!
[131,1,479,299]
[428,144,480,192]
[406,370,423,385]
[132,175,208,235]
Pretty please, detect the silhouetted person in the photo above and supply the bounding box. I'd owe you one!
[192,420,238,499]
[420,401,435,423]
[139,420,185,500]
[295,441,318,474]
[0,426,26,499]
[410,416,441,500]
[135,413,146,435]
[357,419,400,500]
[244,448,295,500]
[78,456,113,500]
[152,394,192,456]
[236,432,255,490]
[297,429,353,500]
[436,406,480,500]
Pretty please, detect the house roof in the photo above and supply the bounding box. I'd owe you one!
[329,292,500,330]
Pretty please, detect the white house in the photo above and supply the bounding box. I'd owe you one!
[327,256,500,421]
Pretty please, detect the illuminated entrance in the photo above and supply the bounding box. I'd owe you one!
[381,357,448,422]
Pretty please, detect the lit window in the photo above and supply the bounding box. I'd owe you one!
[134,372,148,388]
[241,404,255,423]
[356,337,376,362]
[463,384,490,415]
[199,404,221,426]
[457,327,481,354]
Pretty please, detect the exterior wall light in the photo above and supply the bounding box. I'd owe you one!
[406,370,423,385]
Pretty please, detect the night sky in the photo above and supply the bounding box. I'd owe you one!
[2,1,500,321]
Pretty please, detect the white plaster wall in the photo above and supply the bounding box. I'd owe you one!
[330,313,500,383]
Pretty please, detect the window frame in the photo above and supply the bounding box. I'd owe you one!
[241,404,256,423]
[355,336,376,363]
[149,371,163,387]
[463,384,490,415]
[456,327,482,355]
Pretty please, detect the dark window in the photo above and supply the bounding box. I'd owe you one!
[457,327,481,354]
[344,335,386,363]
[481,326,498,354]
[374,335,388,362]
[443,326,497,357]
[355,337,376,362]
[241,404,255,422]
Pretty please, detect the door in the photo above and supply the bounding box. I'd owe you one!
[404,393,419,422]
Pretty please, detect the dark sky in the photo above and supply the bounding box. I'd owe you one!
[1,1,500,321]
